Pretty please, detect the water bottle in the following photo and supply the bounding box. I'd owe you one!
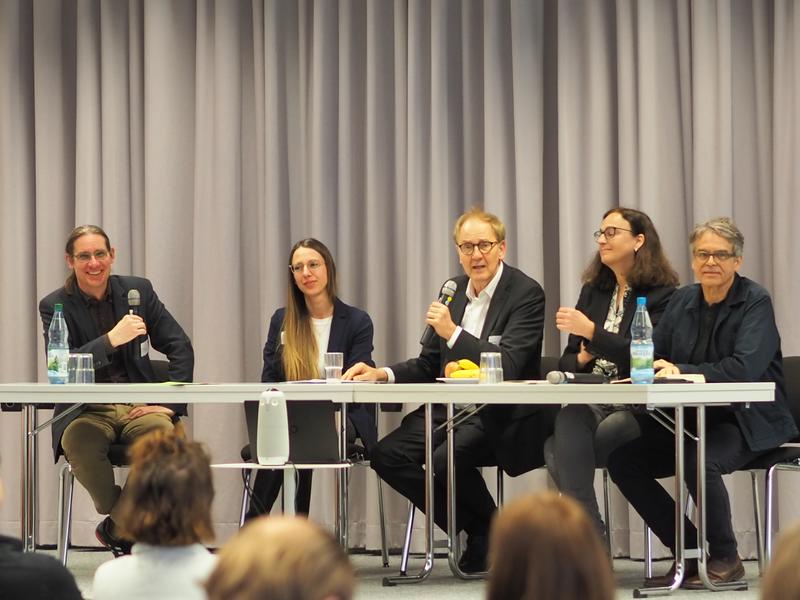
[630,296,654,384]
[47,303,70,384]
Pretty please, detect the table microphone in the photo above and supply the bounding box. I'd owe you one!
[546,370,607,384]
[420,280,458,346]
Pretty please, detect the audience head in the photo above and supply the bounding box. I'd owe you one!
[282,238,338,380]
[583,207,678,291]
[761,520,800,600]
[205,516,355,600]
[453,207,507,293]
[689,217,743,294]
[487,491,614,600]
[115,429,214,546]
[63,224,115,296]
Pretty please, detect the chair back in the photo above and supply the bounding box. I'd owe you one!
[783,356,800,442]
[150,359,170,383]
[540,355,561,380]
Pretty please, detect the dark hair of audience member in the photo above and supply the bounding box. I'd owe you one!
[205,516,355,600]
[582,207,679,291]
[487,491,614,600]
[115,427,214,546]
[761,521,800,600]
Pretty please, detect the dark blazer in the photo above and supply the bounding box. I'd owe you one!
[654,274,797,452]
[560,283,676,378]
[39,275,194,460]
[391,263,555,475]
[261,298,377,450]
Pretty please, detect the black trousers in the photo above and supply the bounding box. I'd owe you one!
[247,470,313,517]
[371,405,498,536]
[607,412,763,559]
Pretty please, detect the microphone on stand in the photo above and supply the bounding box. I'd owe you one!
[420,280,458,346]
[546,371,607,384]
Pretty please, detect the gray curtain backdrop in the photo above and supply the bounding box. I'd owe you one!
[1,0,798,559]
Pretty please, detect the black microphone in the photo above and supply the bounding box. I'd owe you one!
[127,289,141,315]
[420,280,458,346]
[546,371,607,384]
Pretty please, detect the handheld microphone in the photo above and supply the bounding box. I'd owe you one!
[127,289,141,315]
[546,370,607,384]
[420,280,458,346]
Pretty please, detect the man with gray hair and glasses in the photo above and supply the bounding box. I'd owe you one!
[607,217,797,589]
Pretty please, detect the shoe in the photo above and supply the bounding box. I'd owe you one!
[95,517,133,557]
[682,555,745,590]
[458,533,488,574]
[643,559,698,588]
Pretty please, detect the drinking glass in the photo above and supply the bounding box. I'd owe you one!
[479,352,504,384]
[324,352,344,383]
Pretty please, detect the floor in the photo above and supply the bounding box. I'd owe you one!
[56,547,762,600]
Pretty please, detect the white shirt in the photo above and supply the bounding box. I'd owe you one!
[312,315,333,377]
[92,543,216,600]
[384,263,505,382]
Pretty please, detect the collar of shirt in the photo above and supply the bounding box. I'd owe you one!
[466,261,504,303]
[77,285,112,307]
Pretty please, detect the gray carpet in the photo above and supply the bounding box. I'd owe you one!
[53,547,761,599]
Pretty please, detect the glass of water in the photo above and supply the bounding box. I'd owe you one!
[479,352,504,384]
[324,352,344,383]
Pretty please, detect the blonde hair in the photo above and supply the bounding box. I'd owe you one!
[452,207,506,243]
[205,516,355,600]
[281,239,337,381]
[488,492,614,600]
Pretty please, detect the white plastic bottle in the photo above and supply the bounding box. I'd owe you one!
[47,303,70,384]
[630,296,654,384]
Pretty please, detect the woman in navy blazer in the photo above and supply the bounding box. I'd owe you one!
[548,208,679,538]
[248,238,375,517]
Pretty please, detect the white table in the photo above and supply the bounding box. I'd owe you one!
[2,381,773,596]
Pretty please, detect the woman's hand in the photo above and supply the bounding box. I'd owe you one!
[654,359,681,377]
[555,307,595,340]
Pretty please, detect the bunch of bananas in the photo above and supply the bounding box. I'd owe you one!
[444,358,479,378]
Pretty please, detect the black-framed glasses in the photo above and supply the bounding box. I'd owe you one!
[73,250,110,263]
[457,240,499,255]
[593,226,633,241]
[693,250,736,263]
[289,260,324,274]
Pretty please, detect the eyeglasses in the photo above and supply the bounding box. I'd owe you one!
[593,226,633,241]
[73,250,110,263]
[289,260,324,274]
[457,240,499,255]
[693,250,736,263]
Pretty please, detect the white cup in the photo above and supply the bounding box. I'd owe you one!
[479,352,503,384]
[324,352,344,383]
[68,353,95,384]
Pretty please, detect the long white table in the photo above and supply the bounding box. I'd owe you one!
[2,380,773,596]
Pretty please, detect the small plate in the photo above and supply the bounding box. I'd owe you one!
[436,377,479,384]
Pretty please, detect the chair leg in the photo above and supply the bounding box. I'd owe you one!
[376,475,389,567]
[644,525,653,578]
[765,464,778,566]
[750,471,765,575]
[239,469,252,528]
[57,461,74,567]
[496,467,504,507]
[602,468,612,557]
[399,501,416,576]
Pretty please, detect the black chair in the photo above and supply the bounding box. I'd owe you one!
[741,355,800,573]
[56,359,173,565]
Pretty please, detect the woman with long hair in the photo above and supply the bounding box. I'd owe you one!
[247,238,375,516]
[547,207,679,538]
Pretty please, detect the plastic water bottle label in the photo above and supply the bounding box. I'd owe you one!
[630,341,654,384]
[47,348,69,384]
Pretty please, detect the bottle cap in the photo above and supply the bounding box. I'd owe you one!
[55,303,63,311]
[636,297,646,306]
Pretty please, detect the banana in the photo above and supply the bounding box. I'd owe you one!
[456,358,479,371]
[450,368,479,378]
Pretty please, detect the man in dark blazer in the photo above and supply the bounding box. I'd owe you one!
[344,208,556,573]
[39,225,193,555]
[608,218,798,588]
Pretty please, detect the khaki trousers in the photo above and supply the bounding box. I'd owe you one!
[60,404,173,522]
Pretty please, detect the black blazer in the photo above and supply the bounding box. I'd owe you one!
[654,274,797,452]
[391,263,555,475]
[559,283,676,378]
[39,275,194,460]
[261,298,377,449]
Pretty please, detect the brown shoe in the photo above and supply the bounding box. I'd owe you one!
[682,555,745,590]
[643,559,698,588]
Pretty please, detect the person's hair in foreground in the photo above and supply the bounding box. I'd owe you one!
[205,516,355,600]
[487,491,615,600]
[761,521,800,600]
[115,427,214,545]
